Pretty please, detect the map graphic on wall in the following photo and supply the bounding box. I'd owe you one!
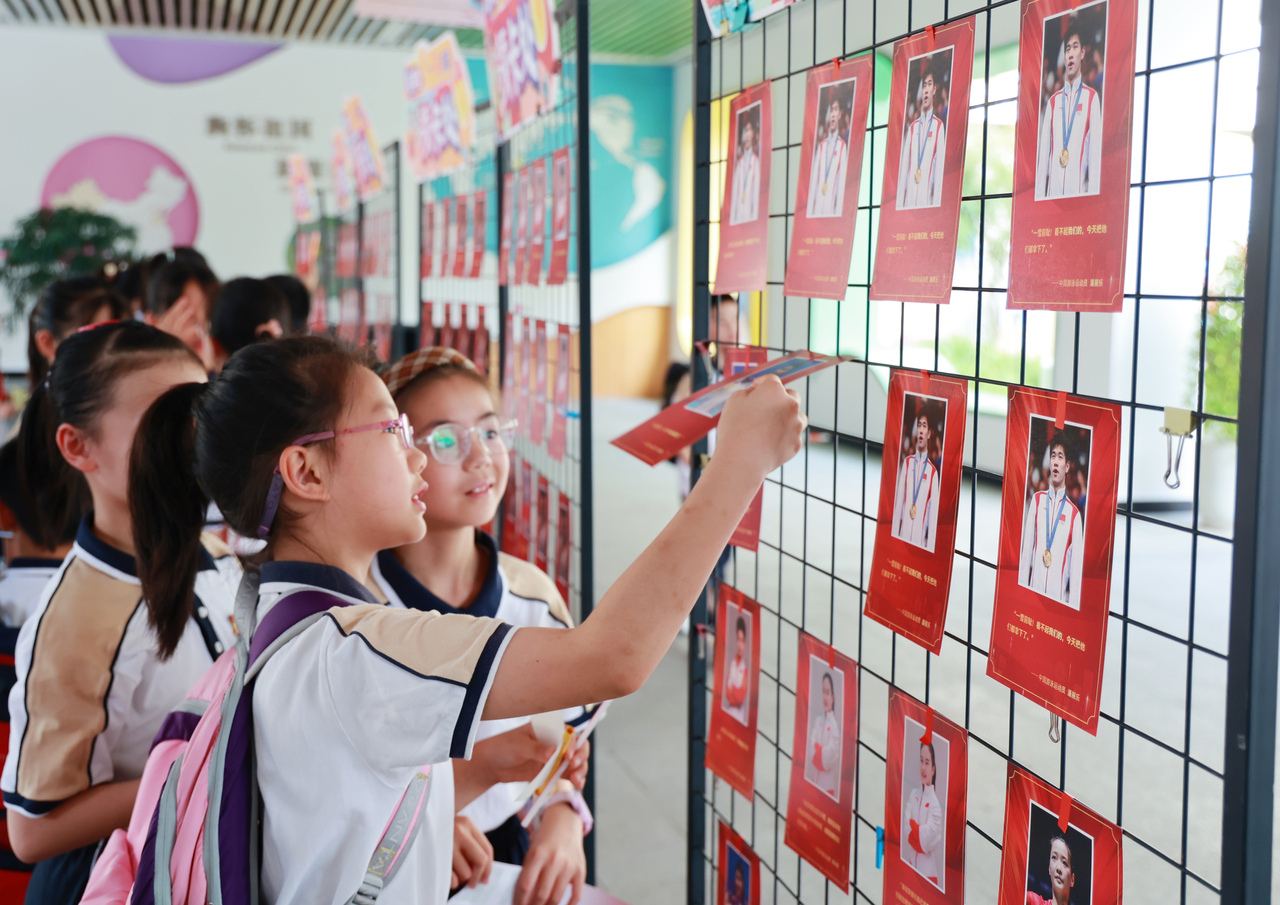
[41,135,199,251]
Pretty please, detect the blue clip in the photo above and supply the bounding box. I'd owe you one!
[875,827,885,869]
[729,0,750,30]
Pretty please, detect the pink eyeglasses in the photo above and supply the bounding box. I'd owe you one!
[257,415,415,538]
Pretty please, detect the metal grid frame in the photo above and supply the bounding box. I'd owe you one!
[688,1,1266,903]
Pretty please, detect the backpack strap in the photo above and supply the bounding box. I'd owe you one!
[246,588,356,678]
[348,766,433,905]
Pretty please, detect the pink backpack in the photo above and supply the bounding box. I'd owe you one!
[81,585,432,905]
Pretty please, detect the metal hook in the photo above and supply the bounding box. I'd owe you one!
[1048,714,1061,744]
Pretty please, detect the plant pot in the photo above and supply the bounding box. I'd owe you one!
[1198,433,1238,532]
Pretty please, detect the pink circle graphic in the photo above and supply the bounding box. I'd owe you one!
[40,135,199,251]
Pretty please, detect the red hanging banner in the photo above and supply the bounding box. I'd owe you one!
[548,147,572,285]
[470,191,486,279]
[518,317,532,435]
[531,319,548,445]
[716,822,761,905]
[525,156,547,285]
[722,346,769,552]
[453,194,469,277]
[554,490,571,602]
[535,473,550,573]
[514,166,529,285]
[420,201,435,279]
[548,323,571,461]
[499,172,515,285]
[712,80,772,294]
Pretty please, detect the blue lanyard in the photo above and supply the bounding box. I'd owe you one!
[822,135,841,185]
[1044,490,1069,555]
[911,455,930,507]
[1060,81,1083,153]
[915,114,933,171]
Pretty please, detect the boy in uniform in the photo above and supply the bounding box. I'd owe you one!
[1018,429,1086,608]
[1035,21,1103,199]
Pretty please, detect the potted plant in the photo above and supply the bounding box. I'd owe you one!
[1196,242,1244,529]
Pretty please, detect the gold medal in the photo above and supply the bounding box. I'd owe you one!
[1043,549,1053,567]
[910,504,917,519]
[914,167,922,184]
[1059,148,1070,167]
[821,181,828,195]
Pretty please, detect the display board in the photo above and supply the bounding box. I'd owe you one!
[689,1,1260,903]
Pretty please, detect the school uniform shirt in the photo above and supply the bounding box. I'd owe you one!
[806,132,848,218]
[902,783,944,882]
[729,148,760,225]
[898,113,946,209]
[893,452,940,551]
[1019,485,1085,609]
[1036,76,1103,199]
[805,709,841,797]
[254,560,516,905]
[369,531,587,834]
[0,557,64,629]
[2,517,239,819]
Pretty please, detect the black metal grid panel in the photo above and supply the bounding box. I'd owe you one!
[689,1,1262,903]
[362,140,401,354]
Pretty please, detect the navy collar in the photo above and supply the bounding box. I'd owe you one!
[260,560,379,604]
[76,514,215,578]
[7,557,65,570]
[376,530,502,618]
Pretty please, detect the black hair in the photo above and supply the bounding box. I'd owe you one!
[265,274,312,333]
[662,362,690,410]
[0,437,79,550]
[1063,20,1087,53]
[735,615,747,637]
[131,335,366,658]
[105,258,152,311]
[18,320,198,554]
[920,739,938,786]
[145,256,219,316]
[822,671,835,694]
[1048,428,1075,464]
[1049,834,1074,870]
[27,277,130,388]
[211,278,290,356]
[710,294,738,311]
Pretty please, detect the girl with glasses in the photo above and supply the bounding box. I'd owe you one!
[127,334,805,905]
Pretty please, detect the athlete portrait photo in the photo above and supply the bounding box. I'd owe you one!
[553,153,570,241]
[805,77,856,218]
[802,655,843,801]
[891,393,947,553]
[1024,802,1093,905]
[720,601,752,726]
[897,49,952,210]
[1018,416,1091,609]
[722,841,751,905]
[1035,2,1107,199]
[900,716,948,892]
[728,102,763,226]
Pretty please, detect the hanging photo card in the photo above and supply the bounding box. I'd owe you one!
[783,57,873,300]
[421,300,437,348]
[339,288,363,346]
[454,305,473,360]
[518,317,533,434]
[716,822,761,905]
[535,473,550,573]
[548,147,572,285]
[472,305,490,373]
[421,202,436,278]
[515,166,529,285]
[722,347,769,553]
[870,20,976,305]
[525,157,547,285]
[705,585,761,800]
[712,80,772,294]
[989,388,1121,733]
[340,96,386,201]
[1008,0,1138,311]
[548,323,571,461]
[784,633,859,891]
[500,172,516,285]
[287,154,320,224]
[403,33,475,183]
[440,197,456,282]
[555,490,571,602]
[998,767,1123,905]
[531,319,548,445]
[612,350,848,466]
[330,130,357,215]
[439,301,457,351]
[372,294,393,362]
[471,191,486,278]
[453,195,469,277]
[484,0,560,140]
[865,370,969,654]
[884,689,968,904]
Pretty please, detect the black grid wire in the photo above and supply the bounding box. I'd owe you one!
[363,140,401,352]
[690,1,1259,903]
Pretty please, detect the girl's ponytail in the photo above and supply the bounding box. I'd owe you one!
[130,381,210,661]
[16,380,90,550]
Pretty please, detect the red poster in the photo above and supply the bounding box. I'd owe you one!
[784,633,858,890]
[535,474,550,572]
[555,490,571,602]
[716,822,761,905]
[439,303,457,351]
[500,172,515,285]
[470,191,486,278]
[865,371,969,653]
[783,57,873,300]
[339,288,363,345]
[525,157,547,285]
[441,198,455,279]
[519,458,534,563]
[705,586,760,799]
[870,21,976,304]
[988,388,1121,733]
[336,222,358,279]
[548,324,570,461]
[1008,0,1137,311]
[884,689,967,904]
[472,306,489,373]
[420,202,435,279]
[612,351,847,466]
[712,80,771,294]
[501,451,519,556]
[518,317,532,434]
[998,767,1122,905]
[531,319,548,445]
[307,286,327,333]
[514,167,529,285]
[454,307,474,360]
[453,195,469,277]
[372,293,392,362]
[420,301,437,348]
[722,347,769,553]
[548,147,571,285]
[502,311,517,422]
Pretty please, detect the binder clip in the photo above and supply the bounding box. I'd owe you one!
[1049,714,1061,744]
[1159,407,1198,490]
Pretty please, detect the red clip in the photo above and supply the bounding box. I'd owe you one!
[1057,791,1073,833]
[1054,390,1068,430]
[827,640,836,668]
[920,707,934,745]
[694,340,713,355]
[925,24,936,50]
[920,369,930,393]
